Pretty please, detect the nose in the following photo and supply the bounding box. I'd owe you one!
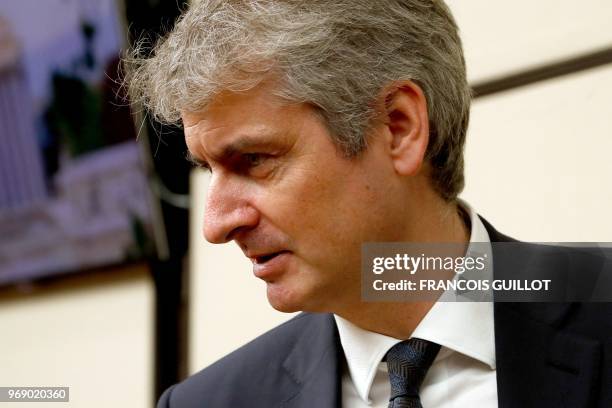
[202,173,259,244]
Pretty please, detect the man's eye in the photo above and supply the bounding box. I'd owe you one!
[238,153,275,177]
[243,153,266,167]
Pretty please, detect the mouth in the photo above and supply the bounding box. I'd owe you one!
[249,250,292,280]
[251,250,290,265]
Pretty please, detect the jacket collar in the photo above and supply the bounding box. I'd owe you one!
[279,313,342,408]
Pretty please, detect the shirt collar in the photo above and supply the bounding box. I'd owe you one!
[334,201,495,404]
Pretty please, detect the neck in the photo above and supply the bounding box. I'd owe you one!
[335,198,470,339]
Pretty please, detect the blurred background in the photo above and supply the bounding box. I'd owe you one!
[0,1,611,407]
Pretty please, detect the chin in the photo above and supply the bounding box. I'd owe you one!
[265,282,312,313]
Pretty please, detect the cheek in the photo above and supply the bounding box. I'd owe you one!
[254,150,391,248]
[255,166,329,217]
[307,174,380,250]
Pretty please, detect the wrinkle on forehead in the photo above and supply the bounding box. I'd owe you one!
[183,118,207,131]
[183,121,228,142]
[185,119,279,144]
[181,110,219,131]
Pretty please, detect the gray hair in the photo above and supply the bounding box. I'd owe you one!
[126,0,471,201]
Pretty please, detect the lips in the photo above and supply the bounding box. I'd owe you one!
[250,250,289,265]
[249,250,291,280]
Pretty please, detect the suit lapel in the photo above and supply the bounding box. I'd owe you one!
[483,217,603,408]
[279,313,342,408]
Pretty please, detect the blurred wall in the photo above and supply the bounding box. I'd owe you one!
[463,65,612,242]
[188,1,612,374]
[0,265,154,408]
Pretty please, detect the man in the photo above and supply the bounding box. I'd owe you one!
[126,1,612,406]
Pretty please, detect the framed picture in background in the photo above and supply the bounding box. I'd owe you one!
[0,0,156,286]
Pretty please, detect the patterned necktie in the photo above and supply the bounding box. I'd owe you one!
[385,338,441,408]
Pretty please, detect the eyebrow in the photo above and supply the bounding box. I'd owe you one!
[185,132,282,168]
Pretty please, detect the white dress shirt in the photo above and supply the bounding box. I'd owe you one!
[334,202,498,407]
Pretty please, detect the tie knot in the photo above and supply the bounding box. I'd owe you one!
[385,338,440,407]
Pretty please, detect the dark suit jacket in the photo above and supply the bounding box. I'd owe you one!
[158,219,612,407]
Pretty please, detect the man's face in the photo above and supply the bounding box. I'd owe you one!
[183,83,411,313]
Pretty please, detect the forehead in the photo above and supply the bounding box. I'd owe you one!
[182,83,283,125]
[181,84,320,156]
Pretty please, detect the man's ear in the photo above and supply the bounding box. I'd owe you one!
[380,81,429,176]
